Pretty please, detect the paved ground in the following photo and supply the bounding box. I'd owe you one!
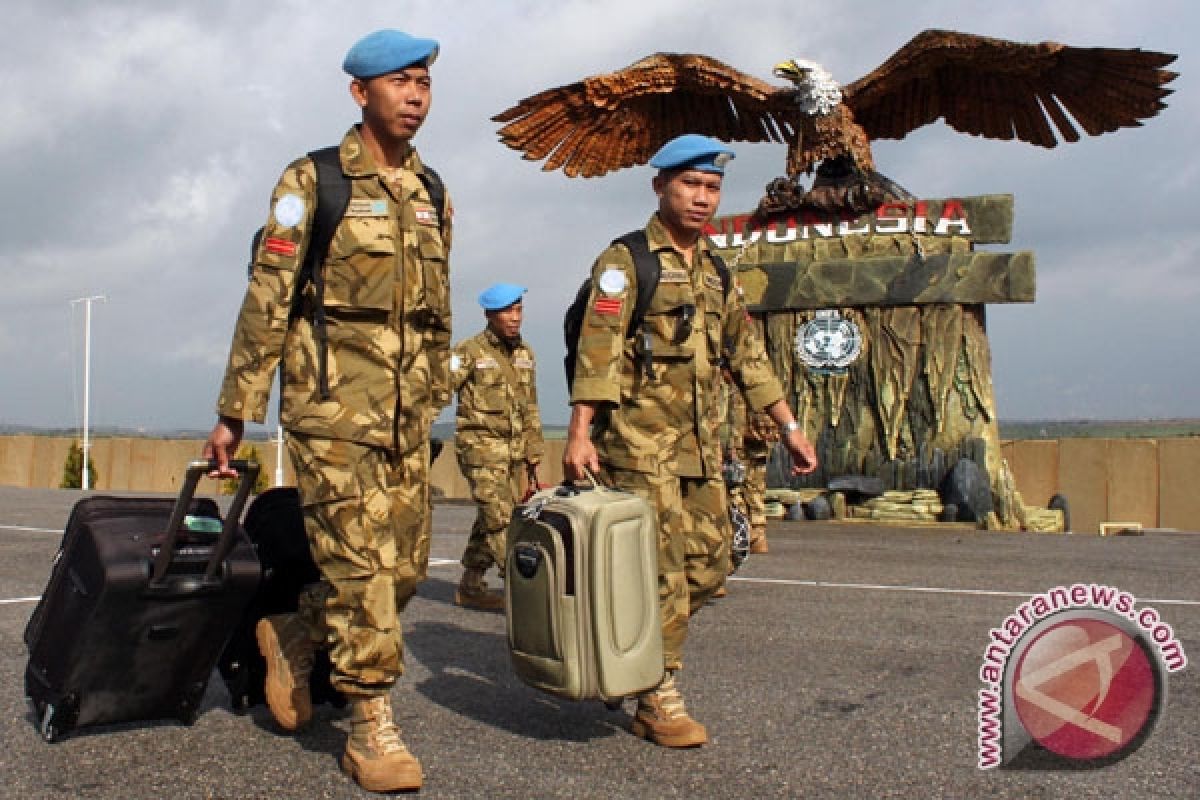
[0,485,1197,799]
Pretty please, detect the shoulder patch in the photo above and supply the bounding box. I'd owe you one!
[597,267,627,295]
[703,273,723,291]
[273,194,305,228]
[593,297,623,316]
[450,353,463,372]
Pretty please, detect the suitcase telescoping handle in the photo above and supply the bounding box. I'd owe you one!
[148,459,259,591]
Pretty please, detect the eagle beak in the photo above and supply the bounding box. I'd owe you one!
[773,61,797,79]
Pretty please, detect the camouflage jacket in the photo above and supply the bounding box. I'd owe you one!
[450,329,544,466]
[216,126,452,452]
[570,213,783,477]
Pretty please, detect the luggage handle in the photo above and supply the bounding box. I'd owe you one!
[556,467,603,497]
[148,459,259,590]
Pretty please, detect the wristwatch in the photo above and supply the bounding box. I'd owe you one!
[780,420,800,435]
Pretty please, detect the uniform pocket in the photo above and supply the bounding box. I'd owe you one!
[468,370,509,412]
[419,233,450,323]
[324,219,396,312]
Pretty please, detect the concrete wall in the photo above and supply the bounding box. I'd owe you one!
[999,438,1198,533]
[3,434,1197,532]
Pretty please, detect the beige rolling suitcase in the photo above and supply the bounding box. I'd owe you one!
[505,476,663,703]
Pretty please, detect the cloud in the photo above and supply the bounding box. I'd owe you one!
[1,1,1194,429]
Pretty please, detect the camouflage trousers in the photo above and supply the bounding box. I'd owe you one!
[599,465,731,672]
[286,431,432,695]
[458,457,523,575]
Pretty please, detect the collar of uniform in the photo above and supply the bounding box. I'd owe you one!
[483,326,522,352]
[339,125,418,178]
[645,213,712,263]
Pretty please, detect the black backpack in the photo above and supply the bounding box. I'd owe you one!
[248,146,446,400]
[563,230,729,391]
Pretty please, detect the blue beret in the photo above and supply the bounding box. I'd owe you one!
[343,30,439,79]
[479,283,526,311]
[649,134,735,174]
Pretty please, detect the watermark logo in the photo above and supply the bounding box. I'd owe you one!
[977,584,1187,769]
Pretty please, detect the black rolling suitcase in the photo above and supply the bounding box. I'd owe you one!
[23,460,261,742]
[218,486,344,712]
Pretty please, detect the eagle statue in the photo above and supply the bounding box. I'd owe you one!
[492,29,1177,219]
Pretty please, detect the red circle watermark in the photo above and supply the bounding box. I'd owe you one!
[1012,617,1158,761]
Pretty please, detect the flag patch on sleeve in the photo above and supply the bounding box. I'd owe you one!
[264,237,297,256]
[594,297,623,316]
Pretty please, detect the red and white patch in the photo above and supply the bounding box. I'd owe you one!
[264,237,297,256]
[593,297,623,316]
[414,204,437,226]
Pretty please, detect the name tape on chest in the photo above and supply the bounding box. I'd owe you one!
[703,273,724,291]
[475,356,498,369]
[659,268,689,284]
[346,198,389,217]
[513,356,534,370]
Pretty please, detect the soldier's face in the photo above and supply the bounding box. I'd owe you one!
[487,301,523,341]
[351,66,432,142]
[654,169,723,235]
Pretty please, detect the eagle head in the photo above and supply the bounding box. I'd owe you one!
[773,58,842,116]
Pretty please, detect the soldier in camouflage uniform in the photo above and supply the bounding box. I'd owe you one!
[720,365,778,556]
[203,30,448,794]
[448,283,544,610]
[563,134,817,749]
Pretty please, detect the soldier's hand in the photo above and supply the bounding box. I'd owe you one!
[784,429,818,476]
[562,435,600,483]
[203,416,245,479]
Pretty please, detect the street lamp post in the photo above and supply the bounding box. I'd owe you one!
[71,295,106,491]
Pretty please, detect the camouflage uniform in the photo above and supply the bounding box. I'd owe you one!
[449,328,544,574]
[217,125,451,695]
[572,213,783,671]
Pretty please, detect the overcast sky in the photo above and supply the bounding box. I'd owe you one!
[1,0,1195,433]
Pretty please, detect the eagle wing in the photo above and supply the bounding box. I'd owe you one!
[492,53,801,177]
[842,29,1177,148]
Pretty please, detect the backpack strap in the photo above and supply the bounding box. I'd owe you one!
[416,165,447,234]
[611,230,659,334]
[611,230,662,381]
[295,146,352,401]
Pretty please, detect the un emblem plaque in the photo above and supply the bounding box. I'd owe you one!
[795,310,862,374]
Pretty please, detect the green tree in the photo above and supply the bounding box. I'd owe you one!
[221,443,270,495]
[60,440,98,489]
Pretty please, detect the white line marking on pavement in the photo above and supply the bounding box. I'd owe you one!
[726,575,1200,607]
[0,525,60,534]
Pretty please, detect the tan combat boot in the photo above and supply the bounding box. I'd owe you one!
[255,613,315,731]
[749,528,769,554]
[631,670,708,748]
[342,695,423,793]
[454,567,505,611]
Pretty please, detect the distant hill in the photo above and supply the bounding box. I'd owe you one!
[997,419,1200,440]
